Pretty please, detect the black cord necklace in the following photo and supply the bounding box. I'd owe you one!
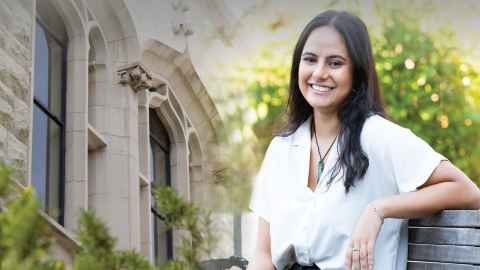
[312,122,338,183]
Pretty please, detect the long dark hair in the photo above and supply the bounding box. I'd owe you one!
[283,10,386,193]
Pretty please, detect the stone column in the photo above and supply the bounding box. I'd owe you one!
[64,34,89,232]
[109,62,152,251]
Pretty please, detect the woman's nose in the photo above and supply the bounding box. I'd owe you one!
[312,64,329,80]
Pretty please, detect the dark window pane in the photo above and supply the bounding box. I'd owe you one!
[47,118,61,220]
[34,22,65,119]
[31,105,62,220]
[153,216,169,264]
[150,108,172,264]
[34,23,49,107]
[149,109,170,149]
[150,141,168,187]
[47,33,64,119]
[32,105,48,208]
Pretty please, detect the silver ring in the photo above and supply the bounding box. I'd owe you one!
[352,247,360,252]
[352,266,360,270]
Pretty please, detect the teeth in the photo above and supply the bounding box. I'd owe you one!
[310,84,333,91]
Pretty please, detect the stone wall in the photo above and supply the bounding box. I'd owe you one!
[0,0,33,184]
[0,0,235,263]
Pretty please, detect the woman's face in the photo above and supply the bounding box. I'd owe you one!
[298,26,353,113]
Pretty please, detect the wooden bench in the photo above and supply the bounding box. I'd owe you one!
[201,210,480,269]
[408,210,480,270]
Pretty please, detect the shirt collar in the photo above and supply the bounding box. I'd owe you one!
[291,115,312,147]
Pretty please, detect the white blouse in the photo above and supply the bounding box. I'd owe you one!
[250,114,447,270]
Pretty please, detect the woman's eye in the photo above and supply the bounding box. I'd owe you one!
[329,61,343,68]
[302,57,316,63]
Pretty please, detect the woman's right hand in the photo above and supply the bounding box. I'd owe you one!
[247,217,276,270]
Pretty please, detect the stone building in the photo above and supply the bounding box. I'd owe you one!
[0,0,235,265]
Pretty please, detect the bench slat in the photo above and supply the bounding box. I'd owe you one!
[408,244,480,264]
[200,256,248,270]
[409,210,480,228]
[408,261,480,270]
[409,227,480,246]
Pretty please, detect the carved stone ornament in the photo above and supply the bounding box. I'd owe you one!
[117,62,153,92]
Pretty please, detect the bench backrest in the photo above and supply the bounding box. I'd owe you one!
[200,210,480,270]
[408,210,480,270]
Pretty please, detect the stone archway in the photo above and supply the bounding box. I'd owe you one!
[85,0,141,64]
[141,39,220,146]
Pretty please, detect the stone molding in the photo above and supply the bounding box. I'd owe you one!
[117,62,153,92]
[148,92,168,108]
[40,211,81,251]
[142,39,222,137]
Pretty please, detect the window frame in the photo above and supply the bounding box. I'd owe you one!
[32,18,67,225]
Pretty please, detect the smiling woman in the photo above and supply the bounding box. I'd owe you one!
[247,10,480,270]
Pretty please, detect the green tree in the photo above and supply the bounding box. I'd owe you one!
[0,164,64,270]
[153,186,217,269]
[73,186,217,270]
[373,12,480,182]
[73,210,153,270]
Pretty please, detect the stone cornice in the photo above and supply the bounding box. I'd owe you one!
[117,62,153,92]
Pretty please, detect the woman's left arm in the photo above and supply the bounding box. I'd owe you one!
[376,160,480,218]
[346,161,480,270]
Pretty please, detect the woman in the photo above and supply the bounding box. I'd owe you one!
[248,10,480,270]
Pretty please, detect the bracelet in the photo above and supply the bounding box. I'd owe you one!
[370,203,385,223]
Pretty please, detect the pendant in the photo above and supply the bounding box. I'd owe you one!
[316,160,324,183]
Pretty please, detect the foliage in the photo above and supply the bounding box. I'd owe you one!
[373,12,480,182]
[153,186,218,269]
[0,164,64,270]
[0,162,216,270]
[224,42,292,153]
[211,42,294,211]
[72,186,218,270]
[73,210,153,270]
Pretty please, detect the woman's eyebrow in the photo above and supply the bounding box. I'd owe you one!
[326,54,347,61]
[301,52,317,57]
[302,51,347,61]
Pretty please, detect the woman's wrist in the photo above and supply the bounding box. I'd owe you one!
[368,201,386,223]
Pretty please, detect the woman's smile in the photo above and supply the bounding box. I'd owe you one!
[308,83,335,93]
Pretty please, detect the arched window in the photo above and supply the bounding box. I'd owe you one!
[149,108,173,264]
[31,19,66,224]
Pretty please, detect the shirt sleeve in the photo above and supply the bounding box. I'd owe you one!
[249,137,278,223]
[383,124,448,193]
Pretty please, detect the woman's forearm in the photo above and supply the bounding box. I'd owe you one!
[375,180,480,220]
